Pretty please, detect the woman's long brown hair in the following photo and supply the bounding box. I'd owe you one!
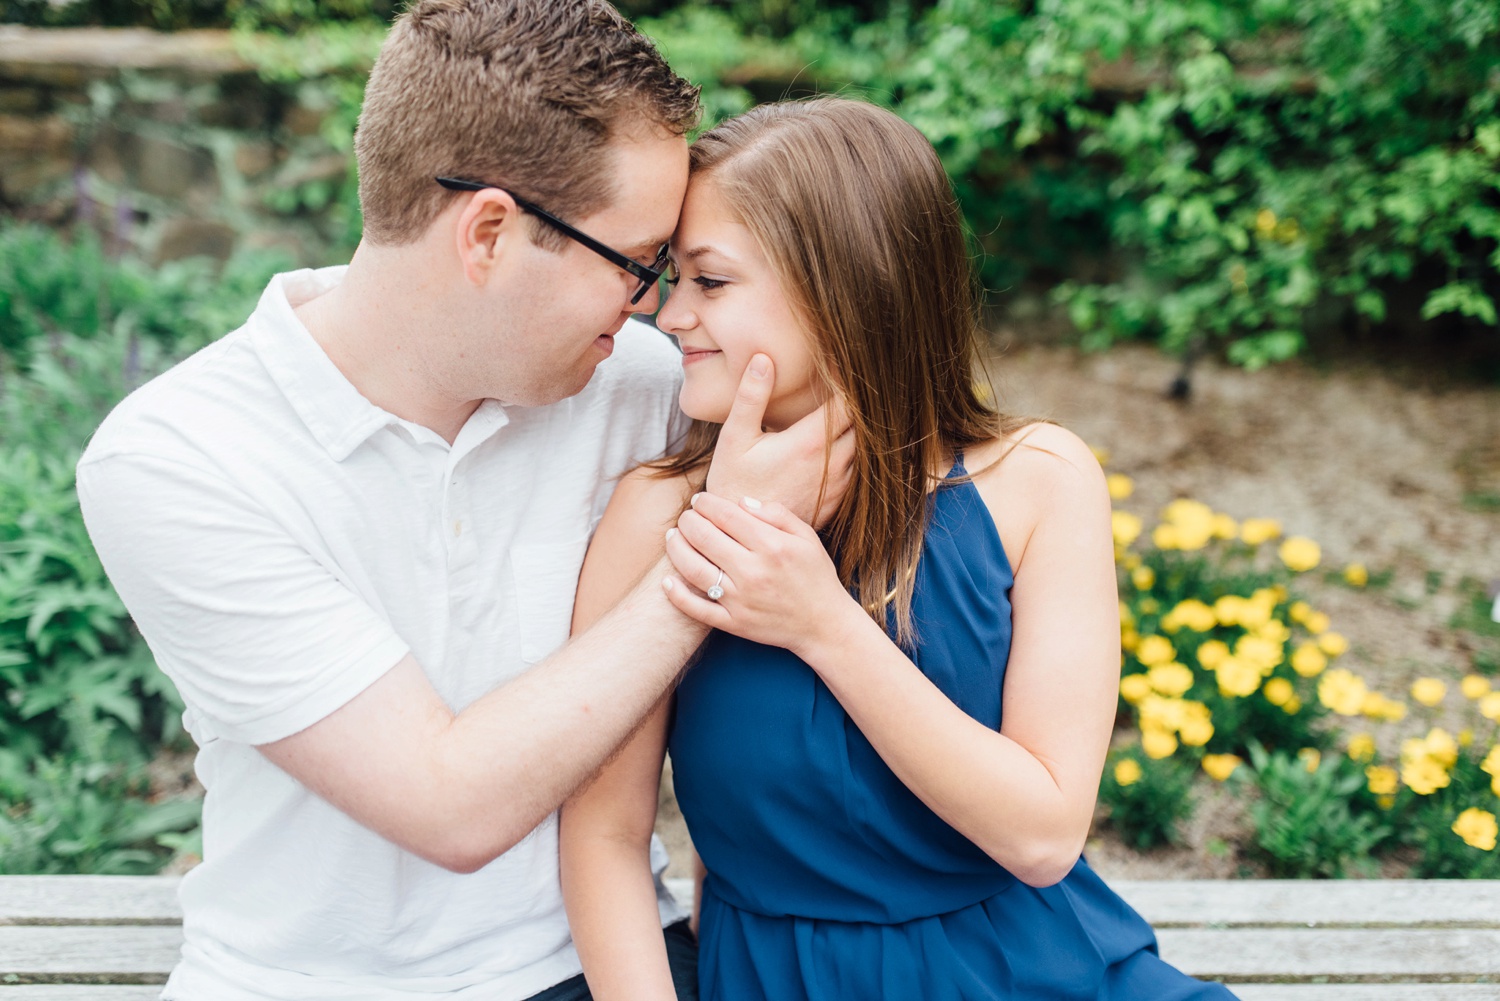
[651,97,1034,646]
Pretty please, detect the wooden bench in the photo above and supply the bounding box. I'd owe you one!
[2,877,1497,998]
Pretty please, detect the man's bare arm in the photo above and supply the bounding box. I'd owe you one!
[259,564,700,873]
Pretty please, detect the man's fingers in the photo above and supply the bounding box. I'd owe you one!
[719,354,774,448]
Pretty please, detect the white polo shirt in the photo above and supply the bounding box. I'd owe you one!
[77,266,689,1001]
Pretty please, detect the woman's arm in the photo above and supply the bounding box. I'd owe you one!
[662,424,1118,888]
[561,467,697,1001]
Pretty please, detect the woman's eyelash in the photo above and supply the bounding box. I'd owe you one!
[692,276,726,290]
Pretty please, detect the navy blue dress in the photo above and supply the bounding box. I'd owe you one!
[668,458,1236,1001]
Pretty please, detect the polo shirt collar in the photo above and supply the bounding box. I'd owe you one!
[246,267,510,462]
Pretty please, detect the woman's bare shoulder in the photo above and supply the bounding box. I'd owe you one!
[963,423,1109,573]
[600,465,700,539]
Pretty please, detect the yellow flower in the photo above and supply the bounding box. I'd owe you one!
[1462,675,1492,700]
[1263,676,1295,707]
[1177,701,1214,746]
[1210,513,1238,540]
[1112,511,1143,548]
[1401,756,1451,796]
[1318,668,1368,716]
[1482,746,1500,777]
[1343,563,1368,587]
[1365,765,1398,796]
[1279,537,1321,572]
[1120,673,1152,704]
[1288,601,1311,624]
[1135,635,1175,668]
[1376,697,1408,722]
[1452,808,1498,852]
[1091,446,1111,466]
[1237,596,1274,630]
[1162,599,1217,634]
[1423,728,1459,768]
[1291,643,1328,678]
[1480,692,1500,723]
[1255,619,1291,645]
[1298,748,1321,773]
[1306,611,1331,635]
[1216,657,1262,698]
[1281,694,1302,715]
[1148,662,1196,697]
[1106,474,1135,501]
[1120,552,1142,570]
[1410,677,1447,707]
[1460,729,1474,748]
[1240,518,1282,546]
[1377,794,1396,810]
[1255,207,1278,234]
[1141,728,1179,759]
[1195,640,1230,670]
[1131,565,1156,591]
[1161,499,1215,550]
[1151,524,1179,550]
[1202,754,1242,781]
[1275,217,1301,243]
[1236,635,1284,675]
[1317,632,1348,657]
[1139,598,1159,615]
[1213,595,1245,626]
[1114,758,1143,787]
[1347,733,1376,762]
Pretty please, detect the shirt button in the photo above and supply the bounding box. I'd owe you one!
[453,520,463,537]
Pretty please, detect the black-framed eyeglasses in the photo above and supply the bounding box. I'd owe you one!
[436,177,668,305]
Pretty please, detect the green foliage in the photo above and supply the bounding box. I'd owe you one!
[0,224,291,369]
[1242,743,1388,878]
[1098,748,1197,851]
[0,220,285,873]
[0,752,200,875]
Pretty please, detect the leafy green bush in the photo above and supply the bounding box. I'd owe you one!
[1098,747,1197,851]
[0,221,285,873]
[1242,743,1388,878]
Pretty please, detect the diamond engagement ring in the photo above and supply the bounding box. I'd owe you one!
[707,569,725,601]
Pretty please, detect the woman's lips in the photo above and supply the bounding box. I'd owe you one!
[681,348,721,366]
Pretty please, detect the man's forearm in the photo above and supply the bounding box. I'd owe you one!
[430,557,703,870]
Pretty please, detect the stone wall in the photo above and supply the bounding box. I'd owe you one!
[0,26,357,265]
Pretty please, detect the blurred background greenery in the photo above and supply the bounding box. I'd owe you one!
[0,0,1496,876]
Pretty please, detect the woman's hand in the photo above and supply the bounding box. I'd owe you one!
[662,491,869,661]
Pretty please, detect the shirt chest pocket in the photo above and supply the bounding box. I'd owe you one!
[511,536,592,664]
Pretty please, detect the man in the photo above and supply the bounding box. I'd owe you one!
[77,2,844,998]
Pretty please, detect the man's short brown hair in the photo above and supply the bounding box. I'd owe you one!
[354,0,700,247]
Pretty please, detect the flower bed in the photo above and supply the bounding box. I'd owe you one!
[1099,458,1500,878]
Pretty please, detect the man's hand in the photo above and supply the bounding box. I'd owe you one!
[703,354,854,528]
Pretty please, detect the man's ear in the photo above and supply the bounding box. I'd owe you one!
[454,188,524,287]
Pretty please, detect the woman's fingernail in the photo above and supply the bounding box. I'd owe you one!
[662,577,675,592]
[749,355,770,378]
[743,496,762,510]
[690,492,703,508]
[666,527,677,541]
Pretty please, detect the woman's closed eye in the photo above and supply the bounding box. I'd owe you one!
[692,276,727,291]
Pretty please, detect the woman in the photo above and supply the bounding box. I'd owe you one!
[560,97,1234,1001]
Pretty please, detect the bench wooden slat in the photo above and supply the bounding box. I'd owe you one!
[1227,986,1500,1000]
[1114,879,1500,929]
[0,927,178,977]
[0,989,164,999]
[0,878,179,925]
[1158,928,1500,979]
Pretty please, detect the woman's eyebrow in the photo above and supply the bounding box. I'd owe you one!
[680,245,736,263]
